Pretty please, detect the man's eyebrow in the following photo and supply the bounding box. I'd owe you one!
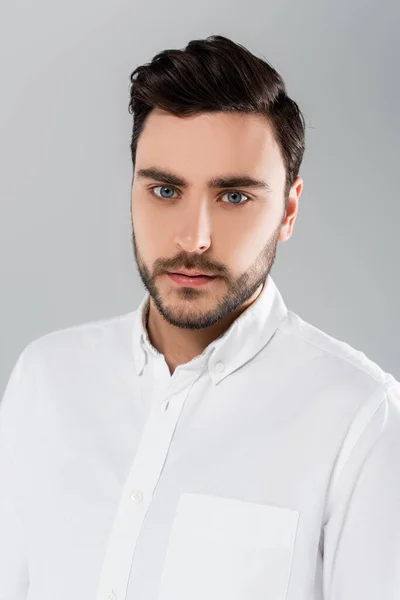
[135,167,272,192]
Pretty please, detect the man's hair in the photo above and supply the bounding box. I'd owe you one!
[128,35,306,211]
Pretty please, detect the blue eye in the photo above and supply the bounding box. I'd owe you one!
[151,186,177,199]
[149,186,250,206]
[220,191,249,205]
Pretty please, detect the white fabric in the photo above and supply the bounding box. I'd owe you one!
[1,274,399,600]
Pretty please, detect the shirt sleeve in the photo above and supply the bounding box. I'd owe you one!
[0,353,30,600]
[322,382,400,599]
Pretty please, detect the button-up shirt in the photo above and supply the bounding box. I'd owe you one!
[1,275,400,600]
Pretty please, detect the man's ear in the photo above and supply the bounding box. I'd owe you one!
[279,177,303,242]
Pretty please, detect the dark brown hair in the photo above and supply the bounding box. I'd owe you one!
[128,34,306,211]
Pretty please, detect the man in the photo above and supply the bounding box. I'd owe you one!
[1,34,399,600]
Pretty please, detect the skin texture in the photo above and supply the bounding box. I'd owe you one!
[130,108,303,375]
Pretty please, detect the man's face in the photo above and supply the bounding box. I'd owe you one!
[130,108,298,330]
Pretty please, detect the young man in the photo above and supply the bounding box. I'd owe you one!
[1,35,399,600]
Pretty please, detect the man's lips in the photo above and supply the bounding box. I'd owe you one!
[169,271,216,277]
[167,272,218,286]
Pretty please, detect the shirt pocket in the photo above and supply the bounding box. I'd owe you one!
[157,492,300,600]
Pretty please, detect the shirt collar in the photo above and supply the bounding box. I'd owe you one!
[132,274,288,383]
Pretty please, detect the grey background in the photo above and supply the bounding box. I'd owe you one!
[1,0,399,393]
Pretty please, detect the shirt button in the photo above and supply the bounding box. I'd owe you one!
[215,361,225,373]
[107,590,116,600]
[131,490,143,503]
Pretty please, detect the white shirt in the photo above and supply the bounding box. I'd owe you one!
[1,274,400,600]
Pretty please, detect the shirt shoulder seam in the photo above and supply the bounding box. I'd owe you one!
[280,312,390,389]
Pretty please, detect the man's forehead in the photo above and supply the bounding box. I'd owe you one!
[136,110,283,185]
